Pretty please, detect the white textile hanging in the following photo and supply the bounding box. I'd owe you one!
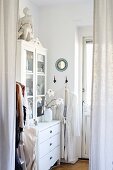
[54,87,80,163]
[90,0,113,169]
[0,0,18,169]
[63,89,78,163]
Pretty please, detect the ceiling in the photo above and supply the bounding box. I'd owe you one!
[30,0,92,6]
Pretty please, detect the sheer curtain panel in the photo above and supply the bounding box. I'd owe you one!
[0,0,18,169]
[90,0,113,169]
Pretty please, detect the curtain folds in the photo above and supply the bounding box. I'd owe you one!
[0,0,18,169]
[90,0,113,169]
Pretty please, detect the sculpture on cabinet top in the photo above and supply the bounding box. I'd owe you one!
[18,7,34,41]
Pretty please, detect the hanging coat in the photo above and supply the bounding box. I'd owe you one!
[54,87,80,163]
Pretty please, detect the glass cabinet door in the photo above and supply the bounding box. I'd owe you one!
[26,74,33,96]
[37,54,45,74]
[36,52,46,117]
[36,96,45,117]
[28,98,33,119]
[26,51,33,72]
[37,75,45,95]
[26,50,34,119]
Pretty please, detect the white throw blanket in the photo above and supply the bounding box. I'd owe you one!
[23,127,37,170]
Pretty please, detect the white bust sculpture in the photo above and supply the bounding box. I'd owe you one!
[18,7,34,41]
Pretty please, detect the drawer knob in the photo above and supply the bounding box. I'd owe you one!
[50,130,52,133]
[50,156,53,160]
[50,143,52,146]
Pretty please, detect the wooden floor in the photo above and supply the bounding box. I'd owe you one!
[52,160,89,170]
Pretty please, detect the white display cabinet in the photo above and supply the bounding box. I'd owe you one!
[16,40,47,120]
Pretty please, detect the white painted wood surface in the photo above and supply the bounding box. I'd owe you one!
[36,121,60,170]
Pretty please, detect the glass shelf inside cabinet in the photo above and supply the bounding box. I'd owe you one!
[28,98,33,119]
[37,75,45,95]
[26,51,33,73]
[37,96,45,117]
[26,74,33,96]
[37,54,45,73]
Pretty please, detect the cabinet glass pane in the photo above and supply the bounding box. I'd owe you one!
[37,97,45,117]
[37,75,45,95]
[37,54,45,73]
[26,51,33,72]
[28,98,33,119]
[26,74,33,96]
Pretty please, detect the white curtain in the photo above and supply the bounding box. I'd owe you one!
[0,0,18,169]
[90,0,113,169]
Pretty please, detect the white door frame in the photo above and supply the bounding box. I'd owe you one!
[81,37,93,158]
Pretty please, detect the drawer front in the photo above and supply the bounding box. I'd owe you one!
[39,146,60,170]
[39,154,50,170]
[49,146,60,167]
[49,123,60,138]
[38,128,51,144]
[39,133,60,158]
[49,133,60,151]
[39,139,50,158]
[38,123,60,144]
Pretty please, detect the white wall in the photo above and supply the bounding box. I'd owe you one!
[38,2,93,93]
[18,1,93,93]
[38,3,93,158]
[19,0,39,37]
[19,0,93,158]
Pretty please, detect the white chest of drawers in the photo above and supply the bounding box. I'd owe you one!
[36,121,60,170]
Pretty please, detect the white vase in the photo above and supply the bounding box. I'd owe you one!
[44,108,52,122]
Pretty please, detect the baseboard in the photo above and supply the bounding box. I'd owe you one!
[60,157,78,164]
[79,158,89,160]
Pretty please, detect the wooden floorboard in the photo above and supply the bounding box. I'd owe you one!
[52,160,89,170]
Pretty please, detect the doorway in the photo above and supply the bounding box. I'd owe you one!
[82,37,93,158]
